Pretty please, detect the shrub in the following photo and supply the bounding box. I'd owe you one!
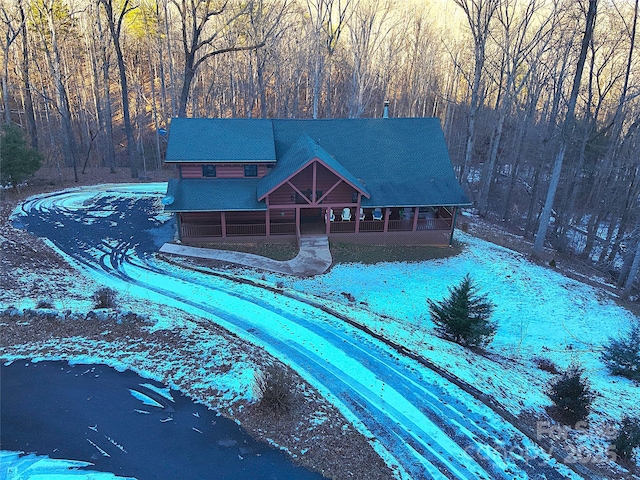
[36,300,53,309]
[547,364,595,425]
[341,291,356,302]
[427,274,496,349]
[534,356,560,374]
[94,287,117,309]
[601,322,640,382]
[613,416,640,462]
[253,364,294,414]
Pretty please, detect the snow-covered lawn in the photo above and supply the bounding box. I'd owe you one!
[250,232,640,470]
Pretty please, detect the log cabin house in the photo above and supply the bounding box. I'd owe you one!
[162,117,470,246]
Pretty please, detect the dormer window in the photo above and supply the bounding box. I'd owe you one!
[244,164,258,177]
[202,165,217,177]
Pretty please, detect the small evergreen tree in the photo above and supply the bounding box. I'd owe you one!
[601,322,640,382]
[613,416,640,462]
[0,123,42,188]
[547,364,595,425]
[427,274,496,348]
[93,287,117,309]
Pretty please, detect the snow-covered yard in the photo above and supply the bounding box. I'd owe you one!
[254,231,640,472]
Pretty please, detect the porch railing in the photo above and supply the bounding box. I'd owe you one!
[226,223,266,236]
[330,221,356,233]
[181,216,453,239]
[417,218,452,230]
[270,222,296,235]
[358,220,384,232]
[182,224,222,238]
[388,220,413,232]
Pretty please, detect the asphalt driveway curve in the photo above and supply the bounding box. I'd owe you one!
[1,360,324,480]
[11,184,580,480]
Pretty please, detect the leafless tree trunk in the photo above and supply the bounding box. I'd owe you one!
[100,0,139,178]
[454,0,500,188]
[0,2,20,124]
[347,0,395,118]
[476,0,553,216]
[18,0,37,147]
[532,0,598,257]
[95,9,117,173]
[172,0,265,118]
[32,0,79,181]
[621,217,640,299]
[306,0,351,118]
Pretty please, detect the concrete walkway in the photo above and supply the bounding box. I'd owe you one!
[159,235,332,277]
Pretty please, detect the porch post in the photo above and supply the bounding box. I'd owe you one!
[448,207,458,246]
[355,194,362,233]
[413,207,419,231]
[221,211,227,238]
[265,209,270,236]
[383,208,390,233]
[265,196,270,236]
[295,207,300,237]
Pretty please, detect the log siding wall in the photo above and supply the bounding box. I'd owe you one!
[180,163,271,178]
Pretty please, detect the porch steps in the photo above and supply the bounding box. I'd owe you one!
[159,235,332,277]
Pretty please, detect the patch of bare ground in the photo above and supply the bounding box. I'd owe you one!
[0,167,395,479]
[0,199,81,301]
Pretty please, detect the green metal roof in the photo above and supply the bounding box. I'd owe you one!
[164,178,266,212]
[256,134,369,200]
[271,118,470,207]
[164,118,471,211]
[165,117,276,162]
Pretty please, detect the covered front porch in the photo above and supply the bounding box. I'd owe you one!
[324,206,456,246]
[176,206,458,246]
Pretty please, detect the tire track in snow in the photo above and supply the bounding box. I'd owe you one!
[12,186,580,480]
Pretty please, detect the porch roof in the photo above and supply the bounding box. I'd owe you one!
[165,118,276,163]
[256,134,370,200]
[164,178,267,212]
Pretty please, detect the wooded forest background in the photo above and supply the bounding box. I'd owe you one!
[1,0,639,297]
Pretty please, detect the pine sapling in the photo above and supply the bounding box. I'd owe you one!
[601,322,640,382]
[613,416,640,462]
[547,364,595,425]
[427,274,496,349]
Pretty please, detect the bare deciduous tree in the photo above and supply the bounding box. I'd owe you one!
[453,0,500,187]
[99,0,139,178]
[171,0,265,118]
[533,0,598,257]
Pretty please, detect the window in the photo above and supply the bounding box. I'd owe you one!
[202,165,216,177]
[244,164,258,177]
